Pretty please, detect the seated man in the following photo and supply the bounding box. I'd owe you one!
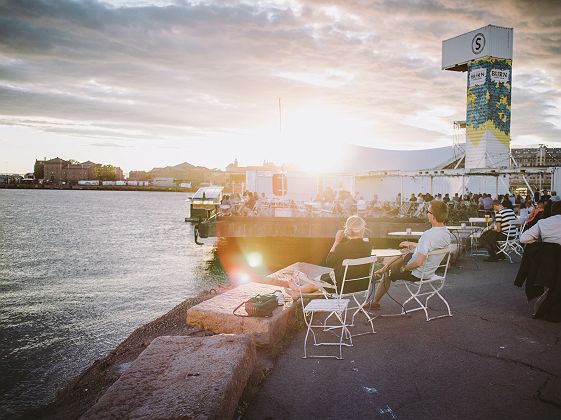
[369,200,451,310]
[479,199,518,262]
[520,201,561,245]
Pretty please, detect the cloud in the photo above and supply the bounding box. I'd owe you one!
[89,141,128,148]
[0,0,560,172]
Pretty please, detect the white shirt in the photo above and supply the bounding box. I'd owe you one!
[520,215,561,246]
[519,208,529,220]
[411,227,451,278]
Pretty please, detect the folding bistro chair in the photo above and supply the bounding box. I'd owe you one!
[296,272,352,360]
[337,256,378,336]
[393,247,452,321]
[497,223,525,263]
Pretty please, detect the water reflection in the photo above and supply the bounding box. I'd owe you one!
[0,190,227,416]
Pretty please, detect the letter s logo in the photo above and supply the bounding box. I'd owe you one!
[472,33,485,54]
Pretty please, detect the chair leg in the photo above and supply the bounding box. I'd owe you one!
[424,282,452,321]
[302,312,313,358]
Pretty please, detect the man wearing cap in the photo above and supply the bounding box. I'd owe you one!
[479,199,518,262]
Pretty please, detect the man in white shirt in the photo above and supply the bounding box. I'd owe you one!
[369,200,451,310]
[520,202,561,245]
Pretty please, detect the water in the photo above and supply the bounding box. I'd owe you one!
[0,189,225,417]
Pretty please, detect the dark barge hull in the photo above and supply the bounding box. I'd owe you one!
[199,216,429,240]
[197,216,431,278]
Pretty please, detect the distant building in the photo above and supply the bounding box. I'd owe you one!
[39,157,122,184]
[67,161,97,183]
[510,145,561,192]
[0,174,23,184]
[43,157,69,183]
[225,159,283,194]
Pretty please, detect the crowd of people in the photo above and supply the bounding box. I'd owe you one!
[284,192,561,316]
[219,187,558,223]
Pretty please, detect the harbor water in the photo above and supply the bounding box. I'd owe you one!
[0,189,225,417]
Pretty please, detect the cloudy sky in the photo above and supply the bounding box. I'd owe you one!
[1,0,560,173]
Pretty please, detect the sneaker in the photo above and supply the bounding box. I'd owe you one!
[484,256,499,262]
[497,254,506,260]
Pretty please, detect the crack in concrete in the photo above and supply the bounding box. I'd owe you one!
[414,382,422,400]
[451,345,557,377]
[535,377,561,409]
[452,311,496,323]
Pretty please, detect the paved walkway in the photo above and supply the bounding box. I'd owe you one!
[244,257,561,420]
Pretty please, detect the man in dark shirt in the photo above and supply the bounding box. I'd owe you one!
[286,216,371,296]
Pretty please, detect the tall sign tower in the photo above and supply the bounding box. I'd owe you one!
[443,25,513,169]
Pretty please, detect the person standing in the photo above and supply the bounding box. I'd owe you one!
[479,200,518,262]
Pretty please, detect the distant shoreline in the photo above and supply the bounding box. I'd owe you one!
[0,184,195,193]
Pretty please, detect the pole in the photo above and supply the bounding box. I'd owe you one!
[278,97,282,134]
[400,176,403,206]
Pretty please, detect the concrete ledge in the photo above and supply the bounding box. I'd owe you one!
[82,335,256,420]
[186,283,296,346]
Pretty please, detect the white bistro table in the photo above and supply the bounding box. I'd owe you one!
[387,231,424,237]
[371,248,404,257]
[266,262,334,288]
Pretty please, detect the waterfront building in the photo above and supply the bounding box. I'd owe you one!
[0,174,23,184]
[225,159,285,194]
[39,157,122,184]
[67,161,98,183]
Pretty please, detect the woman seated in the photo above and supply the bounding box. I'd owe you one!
[286,216,371,298]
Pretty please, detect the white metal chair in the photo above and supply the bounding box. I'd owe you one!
[297,272,352,360]
[338,256,378,336]
[497,224,525,263]
[392,247,452,321]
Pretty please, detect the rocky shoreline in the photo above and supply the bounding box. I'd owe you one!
[24,287,233,419]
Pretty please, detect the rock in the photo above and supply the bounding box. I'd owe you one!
[186,283,296,346]
[82,335,256,420]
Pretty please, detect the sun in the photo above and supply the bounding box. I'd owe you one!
[269,102,363,172]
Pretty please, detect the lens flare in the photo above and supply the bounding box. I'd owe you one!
[237,272,250,283]
[246,252,263,268]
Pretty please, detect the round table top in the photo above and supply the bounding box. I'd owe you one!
[447,225,481,230]
[467,218,492,223]
[372,248,404,257]
[387,231,424,237]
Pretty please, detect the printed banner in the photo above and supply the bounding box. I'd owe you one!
[466,57,512,153]
[490,68,510,84]
[469,68,487,86]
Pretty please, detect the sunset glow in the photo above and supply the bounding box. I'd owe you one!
[0,1,560,173]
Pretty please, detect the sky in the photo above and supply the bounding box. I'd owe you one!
[1,0,560,174]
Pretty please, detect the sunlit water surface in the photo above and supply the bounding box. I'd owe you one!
[0,189,224,416]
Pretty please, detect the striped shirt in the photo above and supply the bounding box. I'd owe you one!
[495,207,518,236]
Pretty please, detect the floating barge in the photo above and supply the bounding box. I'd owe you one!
[200,216,428,239]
